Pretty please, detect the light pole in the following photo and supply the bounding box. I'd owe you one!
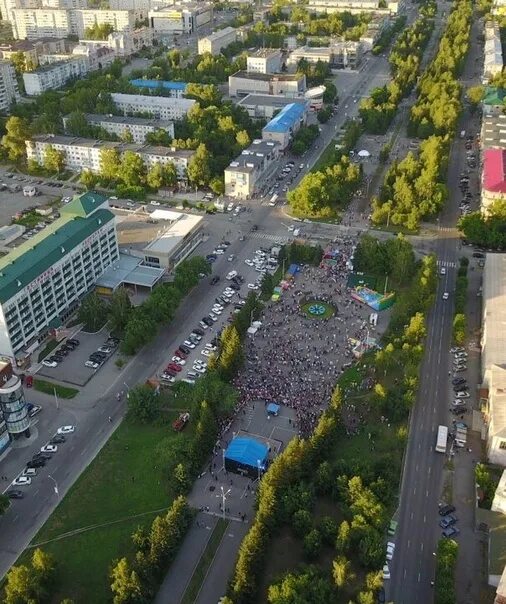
[216,486,231,522]
[53,388,59,410]
[48,475,59,497]
[257,459,262,481]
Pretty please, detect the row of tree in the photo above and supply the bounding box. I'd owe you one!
[4,549,57,604]
[408,0,472,138]
[287,155,362,218]
[434,538,458,604]
[371,134,450,229]
[453,257,468,345]
[360,14,434,134]
[458,200,506,249]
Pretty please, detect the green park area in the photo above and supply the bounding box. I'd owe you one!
[33,379,78,399]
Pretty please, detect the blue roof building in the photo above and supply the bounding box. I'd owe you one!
[130,79,187,98]
[224,437,269,477]
[261,102,308,150]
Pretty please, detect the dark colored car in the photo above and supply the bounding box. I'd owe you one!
[33,452,52,460]
[250,225,258,231]
[179,345,191,355]
[473,252,485,258]
[201,317,213,327]
[193,328,204,336]
[452,378,466,386]
[210,276,220,285]
[164,368,178,377]
[229,283,240,291]
[7,490,24,499]
[439,504,456,516]
[442,526,460,538]
[50,434,66,444]
[26,458,46,468]
[174,349,188,359]
[439,514,457,529]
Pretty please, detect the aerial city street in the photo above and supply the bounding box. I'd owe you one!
[0,0,501,602]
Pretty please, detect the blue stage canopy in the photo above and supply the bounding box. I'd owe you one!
[225,437,268,470]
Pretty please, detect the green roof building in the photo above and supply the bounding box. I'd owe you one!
[0,192,119,362]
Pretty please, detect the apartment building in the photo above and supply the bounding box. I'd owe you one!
[224,139,280,199]
[63,113,175,144]
[287,42,363,70]
[0,37,71,67]
[0,61,20,112]
[148,2,213,36]
[0,192,118,362]
[246,49,283,74]
[129,78,187,98]
[111,92,196,120]
[307,0,404,15]
[237,94,308,120]
[198,26,237,56]
[228,71,306,98]
[23,55,88,95]
[484,22,504,83]
[26,134,194,179]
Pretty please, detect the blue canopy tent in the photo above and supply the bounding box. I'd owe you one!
[266,403,280,416]
[224,437,269,478]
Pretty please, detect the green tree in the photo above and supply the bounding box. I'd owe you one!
[110,557,145,604]
[80,169,98,190]
[260,272,274,298]
[174,462,191,493]
[43,144,65,174]
[323,81,338,103]
[236,129,250,148]
[120,151,146,187]
[0,493,9,515]
[11,51,35,74]
[126,384,160,423]
[466,85,484,111]
[4,565,35,604]
[147,163,164,190]
[292,509,312,538]
[303,528,322,560]
[145,129,172,146]
[164,162,178,188]
[84,22,114,39]
[332,555,354,587]
[336,520,351,553]
[78,292,107,331]
[209,176,224,195]
[218,325,243,379]
[109,287,132,334]
[120,128,134,143]
[121,308,157,355]
[100,148,121,183]
[31,548,55,583]
[173,256,210,294]
[65,110,90,137]
[268,567,333,604]
[2,116,31,162]
[187,143,211,187]
[357,591,375,604]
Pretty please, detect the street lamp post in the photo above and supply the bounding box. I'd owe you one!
[48,475,59,497]
[216,486,231,522]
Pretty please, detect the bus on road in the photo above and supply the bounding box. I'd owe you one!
[269,194,278,207]
[435,425,448,453]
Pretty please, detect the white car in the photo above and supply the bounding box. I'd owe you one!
[455,392,470,399]
[287,225,294,232]
[215,249,225,255]
[211,307,222,315]
[172,356,186,365]
[213,304,224,310]
[205,344,217,351]
[42,360,57,368]
[41,444,57,453]
[194,360,207,368]
[201,349,212,357]
[440,267,447,275]
[98,346,112,354]
[12,476,31,486]
[227,203,234,212]
[226,270,238,280]
[57,425,75,434]
[161,375,175,383]
[386,542,395,561]
[248,283,259,290]
[183,340,196,349]
[208,313,218,322]
[199,321,209,329]
[85,360,100,369]
[442,292,449,300]
[245,259,254,266]
[23,468,37,477]
[193,365,206,374]
[383,564,391,580]
[150,200,160,206]
[228,255,235,262]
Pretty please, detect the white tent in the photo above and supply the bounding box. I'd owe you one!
[358,149,371,158]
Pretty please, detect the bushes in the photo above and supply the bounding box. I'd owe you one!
[452,258,468,344]
[4,549,56,604]
[434,538,458,604]
[458,201,506,249]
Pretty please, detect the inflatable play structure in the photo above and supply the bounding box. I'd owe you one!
[351,286,395,311]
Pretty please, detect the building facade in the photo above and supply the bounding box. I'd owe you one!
[23,55,89,96]
[111,92,196,120]
[307,0,403,15]
[482,148,506,214]
[0,362,31,447]
[0,193,119,362]
[148,3,212,36]
[224,139,280,199]
[0,61,20,112]
[246,49,282,74]
[26,134,193,179]
[129,78,187,97]
[237,94,308,119]
[63,113,174,144]
[287,42,363,70]
[261,102,308,150]
[484,22,504,83]
[229,71,306,98]
[198,26,237,56]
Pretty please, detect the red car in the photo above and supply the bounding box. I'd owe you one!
[164,368,178,377]
[174,349,187,359]
[167,363,182,372]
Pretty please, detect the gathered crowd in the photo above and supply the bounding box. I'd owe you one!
[233,239,376,437]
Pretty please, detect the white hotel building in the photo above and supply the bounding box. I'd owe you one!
[26,134,194,179]
[0,192,118,362]
[111,92,196,121]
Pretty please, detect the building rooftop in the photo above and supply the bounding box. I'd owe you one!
[483,149,506,193]
[238,94,307,107]
[226,139,279,173]
[484,86,506,106]
[27,56,84,74]
[482,114,506,149]
[201,26,236,42]
[263,102,306,133]
[230,70,304,82]
[0,207,114,304]
[95,253,164,290]
[31,134,194,158]
[482,254,506,381]
[247,48,281,58]
[129,78,187,91]
[477,507,506,575]
[83,113,173,129]
[116,210,202,258]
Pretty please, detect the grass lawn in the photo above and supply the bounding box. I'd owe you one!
[33,379,78,399]
[181,518,228,604]
[37,339,59,362]
[300,300,335,319]
[20,412,193,603]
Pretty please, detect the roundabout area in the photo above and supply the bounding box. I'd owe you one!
[300,299,335,319]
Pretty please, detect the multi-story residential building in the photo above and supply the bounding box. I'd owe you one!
[0,61,20,112]
[23,55,88,95]
[109,0,166,9]
[129,78,187,98]
[261,102,308,150]
[224,139,280,199]
[105,27,153,57]
[237,94,308,120]
[287,42,363,70]
[0,37,72,67]
[10,7,139,39]
[228,71,306,98]
[198,26,237,56]
[0,192,119,362]
[111,92,196,120]
[484,21,503,83]
[148,2,213,36]
[246,49,283,74]
[307,0,403,15]
[26,134,194,179]
[63,113,175,144]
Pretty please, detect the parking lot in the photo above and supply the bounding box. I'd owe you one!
[38,330,118,387]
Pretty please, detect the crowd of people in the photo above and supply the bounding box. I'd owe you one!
[233,239,377,437]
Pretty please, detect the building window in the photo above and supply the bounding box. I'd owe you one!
[500,441,506,450]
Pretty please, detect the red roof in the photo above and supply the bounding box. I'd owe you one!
[483,148,506,194]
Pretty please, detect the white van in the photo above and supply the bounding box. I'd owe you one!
[23,186,36,197]
[226,270,238,280]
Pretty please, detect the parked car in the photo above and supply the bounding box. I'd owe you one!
[439,504,456,516]
[439,514,458,529]
[12,476,31,486]
[6,490,24,499]
[57,425,75,434]
[442,526,460,538]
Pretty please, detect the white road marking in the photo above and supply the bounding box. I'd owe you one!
[421,542,424,552]
[407,540,411,549]
[418,572,421,582]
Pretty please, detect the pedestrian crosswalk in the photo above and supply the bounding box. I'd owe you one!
[437,260,457,269]
[439,227,454,232]
[247,232,290,243]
